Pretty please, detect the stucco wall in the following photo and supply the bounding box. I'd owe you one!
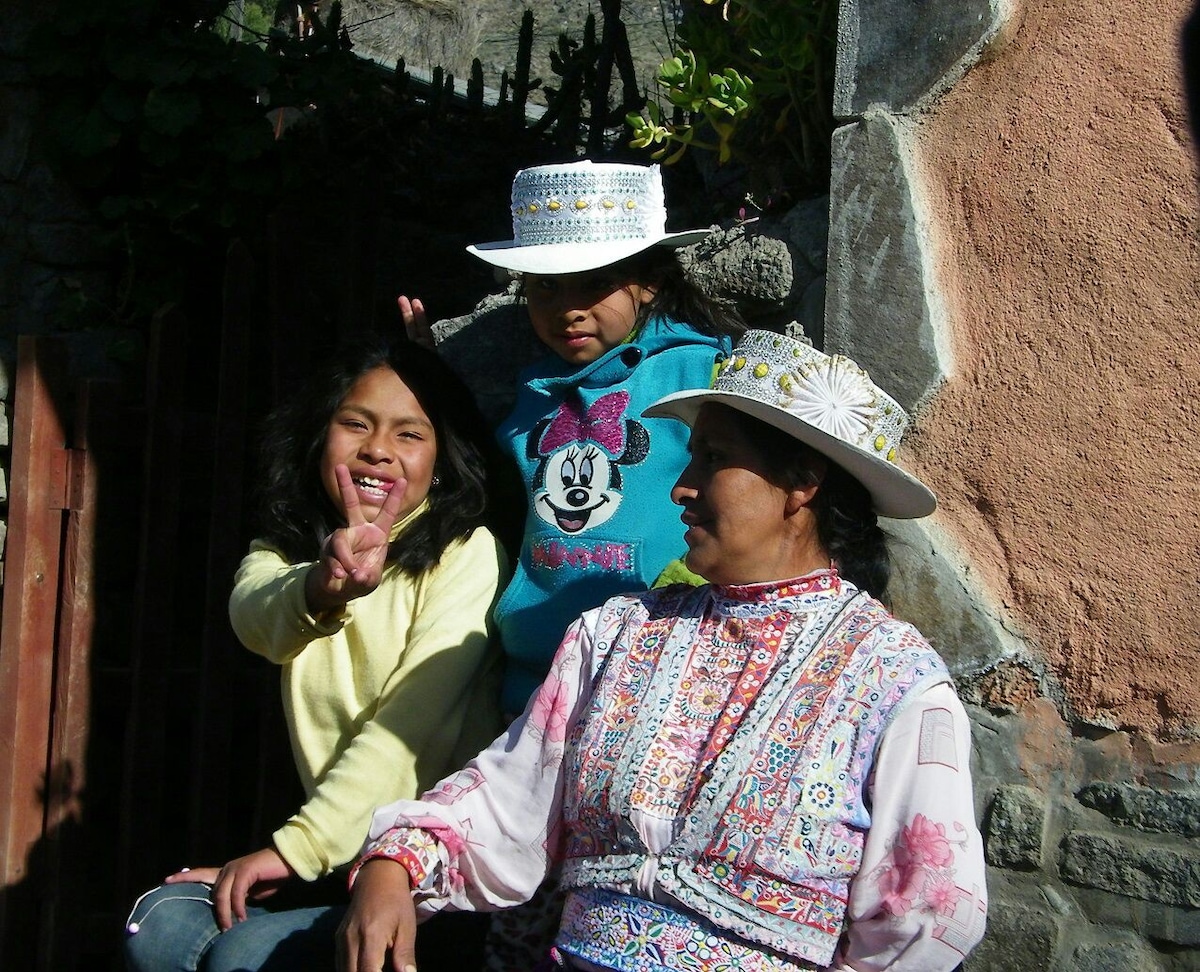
[912,0,1200,740]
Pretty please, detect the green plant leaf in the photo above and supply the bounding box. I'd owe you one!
[144,88,203,136]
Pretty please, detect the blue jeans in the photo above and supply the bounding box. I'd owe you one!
[123,882,344,972]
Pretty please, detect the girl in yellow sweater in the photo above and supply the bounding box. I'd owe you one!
[124,338,510,972]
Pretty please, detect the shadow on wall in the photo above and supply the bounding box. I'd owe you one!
[1184,1,1200,157]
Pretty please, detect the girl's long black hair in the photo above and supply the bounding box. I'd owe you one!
[627,247,746,339]
[257,337,514,574]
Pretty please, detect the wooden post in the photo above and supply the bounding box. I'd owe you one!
[35,378,101,970]
[0,337,71,948]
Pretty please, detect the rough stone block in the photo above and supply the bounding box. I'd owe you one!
[884,518,1024,674]
[986,784,1047,870]
[775,194,830,274]
[1062,936,1166,972]
[431,289,544,428]
[798,278,826,348]
[961,894,1059,972]
[1077,782,1200,839]
[834,0,1009,116]
[682,226,795,306]
[1059,830,1200,908]
[825,113,950,413]
[1072,884,1200,948]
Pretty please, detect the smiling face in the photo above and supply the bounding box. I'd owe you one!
[320,366,437,524]
[671,404,825,585]
[524,267,656,365]
[534,443,621,533]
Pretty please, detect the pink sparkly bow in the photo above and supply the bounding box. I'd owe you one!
[539,391,630,455]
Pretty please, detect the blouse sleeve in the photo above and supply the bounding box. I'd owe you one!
[834,682,988,972]
[352,608,600,915]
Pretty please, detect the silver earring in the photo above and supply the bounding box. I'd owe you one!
[431,475,441,487]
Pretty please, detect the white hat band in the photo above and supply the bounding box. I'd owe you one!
[510,162,668,247]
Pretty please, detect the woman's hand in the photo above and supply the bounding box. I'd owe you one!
[337,859,418,972]
[165,847,295,931]
[306,464,407,613]
[398,295,435,350]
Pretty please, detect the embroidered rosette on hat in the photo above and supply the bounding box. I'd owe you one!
[467,160,712,275]
[643,330,937,518]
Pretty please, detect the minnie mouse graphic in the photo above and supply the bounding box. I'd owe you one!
[528,390,649,535]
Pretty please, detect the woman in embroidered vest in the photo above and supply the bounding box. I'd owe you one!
[337,330,987,972]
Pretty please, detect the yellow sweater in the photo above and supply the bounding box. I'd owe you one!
[228,507,507,881]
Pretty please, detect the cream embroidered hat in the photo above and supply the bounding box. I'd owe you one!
[466,160,712,275]
[643,329,937,519]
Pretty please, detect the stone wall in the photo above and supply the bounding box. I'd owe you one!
[822,0,1200,966]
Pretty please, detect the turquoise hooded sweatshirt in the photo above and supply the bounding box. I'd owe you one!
[494,316,731,713]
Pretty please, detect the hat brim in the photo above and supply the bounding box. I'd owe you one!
[466,229,711,275]
[643,389,937,519]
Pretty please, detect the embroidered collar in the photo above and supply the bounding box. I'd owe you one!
[712,568,843,603]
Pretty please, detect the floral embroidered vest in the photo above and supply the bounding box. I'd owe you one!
[558,581,949,966]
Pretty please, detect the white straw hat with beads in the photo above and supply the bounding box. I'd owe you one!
[467,160,712,275]
[644,329,937,519]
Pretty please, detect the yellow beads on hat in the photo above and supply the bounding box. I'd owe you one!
[732,356,746,370]
[874,435,887,452]
[521,195,634,214]
[754,363,770,379]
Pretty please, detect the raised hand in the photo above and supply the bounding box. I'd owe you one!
[398,295,435,350]
[337,859,418,972]
[306,464,407,614]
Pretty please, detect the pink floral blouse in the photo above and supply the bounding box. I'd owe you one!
[356,571,987,971]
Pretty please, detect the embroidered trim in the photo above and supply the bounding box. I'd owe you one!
[557,888,819,972]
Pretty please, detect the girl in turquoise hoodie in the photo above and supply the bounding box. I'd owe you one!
[408,159,746,716]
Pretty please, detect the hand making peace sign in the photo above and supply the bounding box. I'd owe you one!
[305,463,408,614]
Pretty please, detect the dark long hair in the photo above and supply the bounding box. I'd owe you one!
[627,247,746,339]
[725,407,892,599]
[256,337,508,574]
